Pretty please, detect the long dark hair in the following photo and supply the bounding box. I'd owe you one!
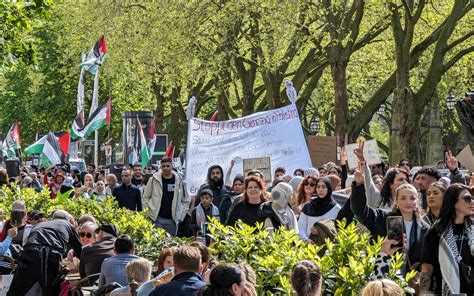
[195,264,244,296]
[380,168,408,207]
[434,183,473,234]
[296,175,319,205]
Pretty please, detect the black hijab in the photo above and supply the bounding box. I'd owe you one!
[302,176,337,217]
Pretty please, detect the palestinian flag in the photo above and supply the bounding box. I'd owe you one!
[137,118,151,168]
[79,36,107,75]
[147,120,156,156]
[71,109,85,140]
[75,98,111,139]
[40,132,64,168]
[25,133,71,156]
[2,122,21,158]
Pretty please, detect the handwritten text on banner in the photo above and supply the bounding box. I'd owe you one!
[185,104,312,195]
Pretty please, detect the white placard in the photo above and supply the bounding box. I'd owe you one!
[186,104,312,195]
[346,139,381,170]
[157,157,183,170]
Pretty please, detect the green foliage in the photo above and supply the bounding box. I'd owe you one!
[208,218,412,295]
[0,0,52,67]
[0,185,185,260]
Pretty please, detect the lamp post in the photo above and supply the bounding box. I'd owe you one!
[309,113,320,135]
[446,93,456,110]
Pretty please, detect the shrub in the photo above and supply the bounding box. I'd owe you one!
[0,186,185,260]
[208,218,414,295]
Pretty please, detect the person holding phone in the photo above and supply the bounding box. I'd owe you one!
[350,159,428,274]
[420,183,473,295]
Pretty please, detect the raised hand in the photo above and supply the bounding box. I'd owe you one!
[340,146,348,166]
[445,150,458,171]
[353,141,365,162]
[354,161,366,185]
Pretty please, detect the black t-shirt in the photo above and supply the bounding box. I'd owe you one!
[159,176,176,219]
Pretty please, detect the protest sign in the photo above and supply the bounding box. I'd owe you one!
[243,157,272,183]
[186,104,312,195]
[307,136,337,166]
[456,145,474,172]
[346,139,381,170]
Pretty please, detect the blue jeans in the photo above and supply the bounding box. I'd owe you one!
[155,217,177,236]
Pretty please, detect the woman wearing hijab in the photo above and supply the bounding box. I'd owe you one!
[297,177,341,242]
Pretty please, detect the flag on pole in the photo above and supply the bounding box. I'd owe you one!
[148,120,156,157]
[79,36,107,75]
[89,70,99,117]
[77,52,86,114]
[73,98,111,139]
[2,122,21,159]
[71,109,85,140]
[170,146,176,159]
[163,141,173,158]
[210,111,219,121]
[40,132,64,168]
[137,118,151,168]
[25,132,70,156]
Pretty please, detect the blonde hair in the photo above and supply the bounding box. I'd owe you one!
[361,279,403,296]
[126,258,153,283]
[392,183,420,217]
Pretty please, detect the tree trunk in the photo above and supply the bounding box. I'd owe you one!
[151,79,164,132]
[330,60,350,137]
[390,87,421,164]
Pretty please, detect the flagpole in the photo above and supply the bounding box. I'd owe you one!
[94,130,99,167]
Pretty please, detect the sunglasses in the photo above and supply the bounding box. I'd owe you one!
[461,195,473,203]
[304,182,316,187]
[79,232,94,238]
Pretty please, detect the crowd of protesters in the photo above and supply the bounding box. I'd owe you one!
[0,141,472,295]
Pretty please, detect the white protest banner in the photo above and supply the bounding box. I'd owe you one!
[346,139,381,170]
[186,104,312,195]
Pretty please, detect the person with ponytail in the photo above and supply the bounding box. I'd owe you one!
[291,260,322,296]
[195,263,256,296]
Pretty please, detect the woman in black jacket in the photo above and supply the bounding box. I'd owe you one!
[350,162,428,273]
[226,176,266,227]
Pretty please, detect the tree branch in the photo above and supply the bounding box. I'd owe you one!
[444,45,474,72]
[446,30,474,52]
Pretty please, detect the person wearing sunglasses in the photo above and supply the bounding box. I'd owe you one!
[78,221,98,246]
[79,224,118,279]
[420,183,474,295]
[298,177,341,243]
[293,176,319,216]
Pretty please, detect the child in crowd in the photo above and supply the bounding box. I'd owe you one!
[190,189,220,245]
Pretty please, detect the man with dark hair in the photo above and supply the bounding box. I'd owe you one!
[7,210,82,296]
[131,163,144,187]
[413,167,441,209]
[79,224,118,279]
[196,165,230,208]
[98,234,140,288]
[113,169,142,211]
[142,157,190,236]
[149,245,206,296]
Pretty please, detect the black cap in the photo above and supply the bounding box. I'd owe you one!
[27,210,44,221]
[95,224,118,237]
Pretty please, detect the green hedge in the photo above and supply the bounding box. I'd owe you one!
[0,186,185,259]
[0,187,414,295]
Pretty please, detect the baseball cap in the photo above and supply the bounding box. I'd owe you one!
[95,224,118,237]
[27,210,44,221]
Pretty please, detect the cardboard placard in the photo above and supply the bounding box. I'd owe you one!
[346,139,381,170]
[243,157,272,183]
[307,136,337,166]
[457,145,474,172]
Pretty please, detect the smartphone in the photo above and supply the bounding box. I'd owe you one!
[10,210,26,227]
[386,216,403,248]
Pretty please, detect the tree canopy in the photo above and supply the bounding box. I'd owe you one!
[0,1,472,163]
